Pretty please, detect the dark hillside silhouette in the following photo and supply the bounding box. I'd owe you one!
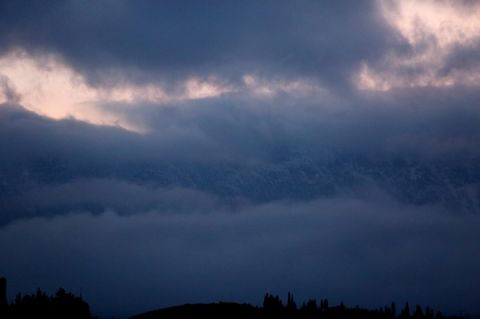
[130,292,470,319]
[130,302,260,319]
[0,277,471,319]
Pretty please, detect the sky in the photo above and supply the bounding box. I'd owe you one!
[1,1,480,318]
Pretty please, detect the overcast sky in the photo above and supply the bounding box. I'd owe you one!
[1,1,480,318]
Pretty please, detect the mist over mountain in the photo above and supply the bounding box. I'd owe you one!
[1,1,480,318]
[1,103,479,226]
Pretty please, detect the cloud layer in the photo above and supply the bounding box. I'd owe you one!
[2,201,479,318]
[1,1,480,318]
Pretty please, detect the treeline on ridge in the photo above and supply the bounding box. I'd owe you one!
[0,277,92,319]
[131,292,469,319]
[0,276,471,319]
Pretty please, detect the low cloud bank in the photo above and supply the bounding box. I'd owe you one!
[1,197,479,318]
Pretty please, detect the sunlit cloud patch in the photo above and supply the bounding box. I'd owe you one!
[356,0,480,91]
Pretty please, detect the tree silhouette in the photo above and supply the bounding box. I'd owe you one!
[7,286,92,319]
[414,305,424,319]
[400,302,411,319]
[299,299,317,319]
[0,277,7,317]
[287,292,297,317]
[319,298,329,313]
[0,276,472,319]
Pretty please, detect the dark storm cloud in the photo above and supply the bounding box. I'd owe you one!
[0,0,396,89]
[3,87,480,172]
[99,86,480,160]
[1,87,480,225]
[1,200,479,318]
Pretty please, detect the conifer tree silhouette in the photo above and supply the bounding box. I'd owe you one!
[400,302,411,319]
